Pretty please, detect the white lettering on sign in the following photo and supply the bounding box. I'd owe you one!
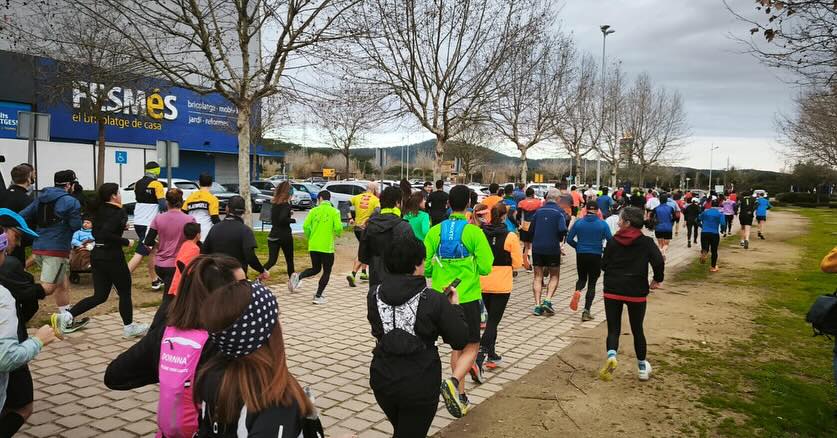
[72,82,177,121]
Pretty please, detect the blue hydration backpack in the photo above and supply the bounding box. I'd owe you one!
[437,219,470,259]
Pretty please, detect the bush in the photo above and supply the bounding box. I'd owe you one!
[775,192,832,205]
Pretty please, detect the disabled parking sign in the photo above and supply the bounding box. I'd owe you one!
[115,150,128,164]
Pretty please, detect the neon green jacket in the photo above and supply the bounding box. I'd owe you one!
[404,210,431,241]
[303,201,342,253]
[424,213,494,304]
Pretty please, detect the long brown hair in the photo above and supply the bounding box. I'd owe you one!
[490,203,508,226]
[166,255,242,329]
[404,191,424,216]
[272,181,291,204]
[196,282,313,423]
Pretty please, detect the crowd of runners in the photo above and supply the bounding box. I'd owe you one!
[0,159,776,437]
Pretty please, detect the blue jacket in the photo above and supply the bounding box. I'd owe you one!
[654,204,675,233]
[597,195,613,215]
[71,228,94,247]
[755,198,771,216]
[513,189,525,204]
[20,187,82,253]
[699,208,723,235]
[567,214,612,255]
[529,201,567,255]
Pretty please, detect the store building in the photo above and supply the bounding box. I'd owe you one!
[0,50,282,189]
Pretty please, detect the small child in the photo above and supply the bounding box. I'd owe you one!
[71,218,94,249]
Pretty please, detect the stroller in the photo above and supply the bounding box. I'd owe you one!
[69,239,93,284]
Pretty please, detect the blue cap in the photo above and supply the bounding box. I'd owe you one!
[0,208,39,238]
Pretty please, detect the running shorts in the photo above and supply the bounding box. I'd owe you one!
[756,215,767,222]
[354,228,366,259]
[519,229,533,243]
[739,215,753,226]
[134,225,151,256]
[532,253,561,268]
[655,231,673,240]
[459,300,482,343]
[34,255,69,284]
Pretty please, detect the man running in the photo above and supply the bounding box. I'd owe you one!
[482,183,502,210]
[516,188,542,271]
[755,192,772,240]
[566,202,612,321]
[597,187,614,219]
[699,199,724,272]
[738,191,756,249]
[182,173,220,242]
[426,185,493,418]
[427,180,450,226]
[202,196,269,281]
[529,189,568,316]
[570,185,584,218]
[359,186,412,288]
[295,191,343,304]
[127,161,166,290]
[347,182,380,287]
[684,198,701,248]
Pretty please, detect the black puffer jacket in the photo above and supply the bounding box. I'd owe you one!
[359,212,413,287]
[602,227,665,300]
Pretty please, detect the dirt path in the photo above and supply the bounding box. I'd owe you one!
[438,210,805,437]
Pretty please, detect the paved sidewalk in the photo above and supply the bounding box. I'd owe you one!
[20,229,699,437]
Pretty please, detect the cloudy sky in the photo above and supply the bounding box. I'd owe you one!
[281,0,798,172]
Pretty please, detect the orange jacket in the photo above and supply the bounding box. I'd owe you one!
[822,246,837,274]
[480,232,523,293]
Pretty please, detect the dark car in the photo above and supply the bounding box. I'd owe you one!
[221,183,271,213]
[250,180,277,195]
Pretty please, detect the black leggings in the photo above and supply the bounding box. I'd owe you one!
[299,251,334,297]
[480,293,510,357]
[373,391,437,438]
[724,215,734,233]
[575,253,602,311]
[150,266,176,329]
[264,238,294,274]
[604,298,647,361]
[701,233,720,267]
[72,257,132,325]
[686,220,699,242]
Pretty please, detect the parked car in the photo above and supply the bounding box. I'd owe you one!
[753,189,768,198]
[208,182,237,212]
[221,183,272,212]
[251,180,278,195]
[322,180,370,204]
[292,182,322,203]
[122,178,199,214]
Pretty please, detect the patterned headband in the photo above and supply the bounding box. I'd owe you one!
[210,282,279,358]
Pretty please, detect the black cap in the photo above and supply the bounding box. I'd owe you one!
[145,161,160,170]
[228,195,246,215]
[54,170,77,186]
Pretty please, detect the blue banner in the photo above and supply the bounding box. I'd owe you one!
[0,101,32,139]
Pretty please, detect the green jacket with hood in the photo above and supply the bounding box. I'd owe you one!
[424,213,493,304]
[303,201,343,253]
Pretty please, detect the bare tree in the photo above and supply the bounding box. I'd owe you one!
[537,159,570,181]
[351,0,541,179]
[34,0,362,222]
[309,82,384,177]
[596,64,628,187]
[778,86,837,168]
[728,1,837,86]
[555,54,601,183]
[446,124,491,183]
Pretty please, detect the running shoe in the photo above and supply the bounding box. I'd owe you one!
[710,266,720,272]
[460,393,471,412]
[359,272,369,281]
[486,353,503,369]
[440,378,467,418]
[744,240,749,249]
[581,309,593,322]
[346,274,356,288]
[758,232,765,240]
[64,317,90,333]
[151,277,164,291]
[532,305,544,316]
[525,267,534,274]
[569,290,581,311]
[49,312,73,339]
[542,300,555,315]
[739,240,745,247]
[599,355,618,382]
[687,241,691,248]
[312,295,327,305]
[469,362,484,384]
[288,272,301,293]
[123,322,149,338]
[638,360,653,381]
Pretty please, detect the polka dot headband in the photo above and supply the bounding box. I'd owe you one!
[211,282,279,358]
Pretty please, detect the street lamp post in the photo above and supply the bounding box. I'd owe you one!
[708,144,719,192]
[597,24,615,189]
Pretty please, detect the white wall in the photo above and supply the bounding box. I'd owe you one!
[0,139,32,174]
[94,144,156,188]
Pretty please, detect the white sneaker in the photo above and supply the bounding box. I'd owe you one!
[638,360,652,381]
[123,323,149,338]
[312,295,326,305]
[49,311,73,338]
[289,272,301,293]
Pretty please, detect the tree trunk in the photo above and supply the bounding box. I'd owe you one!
[610,166,617,189]
[96,120,106,188]
[344,151,350,179]
[519,147,528,183]
[433,136,445,181]
[236,104,253,226]
[638,166,646,189]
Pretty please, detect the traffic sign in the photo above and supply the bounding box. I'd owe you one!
[323,168,335,177]
[115,150,128,164]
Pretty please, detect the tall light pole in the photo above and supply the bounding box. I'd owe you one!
[597,24,615,189]
[708,144,719,192]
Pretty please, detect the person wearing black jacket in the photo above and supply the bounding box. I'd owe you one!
[426,180,449,226]
[599,206,664,383]
[202,196,269,282]
[683,197,701,247]
[263,182,296,292]
[367,231,468,437]
[359,186,413,288]
[2,165,35,264]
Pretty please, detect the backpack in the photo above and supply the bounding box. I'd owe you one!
[36,194,69,229]
[157,327,209,438]
[806,290,837,337]
[437,219,470,259]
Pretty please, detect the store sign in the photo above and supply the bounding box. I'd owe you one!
[0,101,32,139]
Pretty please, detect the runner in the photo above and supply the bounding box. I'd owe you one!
[629,189,646,209]
[599,206,664,382]
[360,186,413,288]
[367,231,468,434]
[202,196,269,281]
[513,183,526,204]
[478,204,524,371]
[567,202,612,321]
[755,192,772,240]
[516,188,542,272]
[422,181,433,202]
[738,191,756,249]
[425,185,493,418]
[427,180,450,226]
[529,189,568,316]
[501,184,519,232]
[721,194,737,237]
[596,187,614,219]
[403,191,431,241]
[673,193,685,236]
[50,183,148,338]
[166,222,201,296]
[570,185,584,217]
[294,191,342,304]
[1,165,35,264]
[650,194,676,259]
[263,181,296,292]
[684,198,701,248]
[181,173,220,242]
[482,183,502,210]
[20,170,82,318]
[699,199,724,272]
[144,188,195,328]
[127,162,166,290]
[347,182,379,287]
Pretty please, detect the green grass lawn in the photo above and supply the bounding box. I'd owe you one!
[669,208,837,437]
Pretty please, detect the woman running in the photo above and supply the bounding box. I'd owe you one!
[196,281,319,436]
[478,204,524,370]
[264,181,296,292]
[516,188,542,271]
[403,191,431,241]
[721,194,736,237]
[599,207,664,382]
[50,183,148,338]
[567,202,612,321]
[699,199,724,272]
[651,194,675,258]
[105,255,244,437]
[673,193,685,236]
